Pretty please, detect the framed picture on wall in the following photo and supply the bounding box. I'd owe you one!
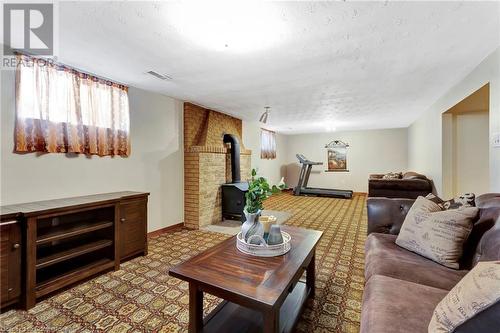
[325,140,349,172]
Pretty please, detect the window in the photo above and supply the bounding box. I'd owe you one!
[261,129,276,159]
[15,54,130,156]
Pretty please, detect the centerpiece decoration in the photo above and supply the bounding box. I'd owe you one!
[237,169,291,256]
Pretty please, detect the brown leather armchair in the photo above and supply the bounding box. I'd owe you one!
[368,171,433,199]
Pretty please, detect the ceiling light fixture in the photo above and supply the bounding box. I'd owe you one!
[166,2,285,53]
[259,106,271,124]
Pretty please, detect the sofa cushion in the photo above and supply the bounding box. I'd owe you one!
[402,171,427,180]
[472,218,500,262]
[475,193,500,208]
[395,196,478,269]
[360,274,448,333]
[365,233,469,290]
[429,261,500,333]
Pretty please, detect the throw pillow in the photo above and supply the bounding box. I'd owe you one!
[395,196,478,269]
[382,172,402,179]
[425,193,476,210]
[428,261,500,332]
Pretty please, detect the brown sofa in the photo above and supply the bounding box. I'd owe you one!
[361,193,500,333]
[368,171,433,199]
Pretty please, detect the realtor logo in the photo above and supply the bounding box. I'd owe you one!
[3,3,53,55]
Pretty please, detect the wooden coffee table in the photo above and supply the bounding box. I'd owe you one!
[169,225,323,333]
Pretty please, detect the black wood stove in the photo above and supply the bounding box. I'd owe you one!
[221,134,248,221]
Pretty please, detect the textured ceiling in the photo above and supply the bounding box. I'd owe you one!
[57,1,500,134]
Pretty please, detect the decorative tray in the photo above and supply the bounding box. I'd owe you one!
[236,231,291,257]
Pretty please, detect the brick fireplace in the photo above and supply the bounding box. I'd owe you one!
[183,103,251,229]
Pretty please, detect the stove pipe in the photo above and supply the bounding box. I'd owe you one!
[223,133,241,183]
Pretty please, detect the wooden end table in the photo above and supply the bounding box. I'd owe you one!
[169,225,323,333]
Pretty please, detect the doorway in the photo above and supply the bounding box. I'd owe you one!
[442,83,489,198]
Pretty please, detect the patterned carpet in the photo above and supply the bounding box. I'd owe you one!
[0,193,367,333]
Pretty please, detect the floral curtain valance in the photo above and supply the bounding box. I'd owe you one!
[261,128,276,159]
[15,54,130,157]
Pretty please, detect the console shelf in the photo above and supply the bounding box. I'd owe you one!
[36,239,113,269]
[0,191,149,310]
[36,258,115,298]
[37,220,113,245]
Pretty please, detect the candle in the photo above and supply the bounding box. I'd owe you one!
[260,216,272,234]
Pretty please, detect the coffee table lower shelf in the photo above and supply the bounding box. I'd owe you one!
[202,281,310,333]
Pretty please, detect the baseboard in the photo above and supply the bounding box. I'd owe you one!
[283,188,366,196]
[148,223,184,238]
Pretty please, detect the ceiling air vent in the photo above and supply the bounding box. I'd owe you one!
[146,71,172,80]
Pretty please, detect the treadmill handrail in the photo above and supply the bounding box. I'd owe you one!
[296,154,306,163]
[295,154,323,165]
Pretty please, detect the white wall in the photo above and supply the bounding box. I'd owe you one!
[284,128,408,193]
[242,121,288,185]
[0,70,184,232]
[408,47,500,195]
[455,112,490,195]
[442,111,490,197]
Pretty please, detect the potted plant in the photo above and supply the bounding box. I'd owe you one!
[242,169,285,244]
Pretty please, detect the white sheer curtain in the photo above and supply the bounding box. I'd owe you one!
[261,129,276,159]
[15,54,130,156]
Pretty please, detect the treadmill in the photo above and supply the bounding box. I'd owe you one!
[293,154,353,199]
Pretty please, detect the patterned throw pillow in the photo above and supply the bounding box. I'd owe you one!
[395,196,479,269]
[425,193,475,210]
[428,261,500,332]
[382,172,402,179]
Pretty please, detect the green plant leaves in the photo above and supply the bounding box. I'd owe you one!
[245,168,284,214]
